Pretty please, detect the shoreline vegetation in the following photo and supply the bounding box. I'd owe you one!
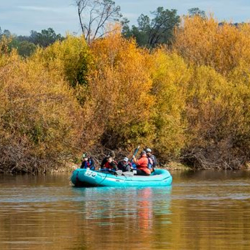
[2,13,250,174]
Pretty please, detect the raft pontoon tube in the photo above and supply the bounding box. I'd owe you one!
[71,168,172,187]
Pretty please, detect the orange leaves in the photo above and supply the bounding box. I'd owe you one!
[171,16,250,167]
[174,15,250,75]
[84,33,155,148]
[3,17,250,171]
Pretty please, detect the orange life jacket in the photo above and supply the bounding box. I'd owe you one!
[135,156,151,175]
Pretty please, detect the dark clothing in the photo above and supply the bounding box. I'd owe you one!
[135,169,150,176]
[101,157,118,170]
[106,161,118,170]
[101,157,109,169]
[117,161,131,172]
[80,157,95,170]
[148,154,157,168]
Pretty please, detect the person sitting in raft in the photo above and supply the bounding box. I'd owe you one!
[132,151,151,176]
[80,153,95,170]
[145,148,157,171]
[101,154,118,171]
[118,157,132,172]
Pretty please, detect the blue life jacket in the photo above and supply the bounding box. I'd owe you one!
[131,162,137,169]
[148,157,153,169]
[81,159,95,170]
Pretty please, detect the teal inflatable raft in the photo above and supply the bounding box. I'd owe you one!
[71,168,172,187]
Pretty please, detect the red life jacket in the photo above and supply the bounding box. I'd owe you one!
[104,161,112,169]
[104,161,117,169]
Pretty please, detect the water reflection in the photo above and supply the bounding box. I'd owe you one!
[1,171,250,250]
[0,174,172,250]
[69,186,172,250]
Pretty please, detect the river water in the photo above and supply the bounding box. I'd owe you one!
[0,170,250,250]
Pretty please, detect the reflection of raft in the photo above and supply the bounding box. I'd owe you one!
[71,168,172,187]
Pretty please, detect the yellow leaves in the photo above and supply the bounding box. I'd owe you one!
[174,15,250,75]
[184,65,243,152]
[0,35,11,55]
[0,47,83,166]
[82,34,155,147]
[2,18,250,169]
[31,35,92,88]
[149,49,191,157]
[171,16,250,162]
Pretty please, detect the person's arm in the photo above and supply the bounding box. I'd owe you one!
[132,156,137,163]
[135,158,144,166]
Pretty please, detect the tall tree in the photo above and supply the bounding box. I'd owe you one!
[16,41,37,57]
[0,28,11,38]
[123,7,180,48]
[188,8,206,18]
[75,0,122,44]
[30,28,63,47]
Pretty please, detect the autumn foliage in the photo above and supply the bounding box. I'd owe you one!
[1,15,250,172]
[173,15,250,169]
[0,40,83,173]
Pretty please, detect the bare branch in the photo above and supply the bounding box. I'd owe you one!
[76,0,90,34]
[75,0,122,44]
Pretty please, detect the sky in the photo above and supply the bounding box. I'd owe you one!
[1,0,250,36]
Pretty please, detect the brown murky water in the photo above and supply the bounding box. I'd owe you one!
[1,170,250,250]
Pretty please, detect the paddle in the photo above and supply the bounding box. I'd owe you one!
[130,145,140,161]
[130,146,140,170]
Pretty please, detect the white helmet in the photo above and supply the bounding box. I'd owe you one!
[123,157,129,162]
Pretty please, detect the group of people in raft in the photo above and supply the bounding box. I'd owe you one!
[80,148,157,176]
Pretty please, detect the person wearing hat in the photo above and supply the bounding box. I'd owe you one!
[146,148,157,170]
[80,153,95,170]
[132,151,151,176]
[118,157,132,172]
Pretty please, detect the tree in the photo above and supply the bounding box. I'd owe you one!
[150,50,190,158]
[33,35,91,90]
[0,35,11,54]
[30,28,63,47]
[16,41,37,57]
[0,51,83,173]
[188,8,206,18]
[2,29,11,38]
[75,0,122,44]
[173,15,250,75]
[29,30,38,43]
[84,32,155,148]
[123,7,180,48]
